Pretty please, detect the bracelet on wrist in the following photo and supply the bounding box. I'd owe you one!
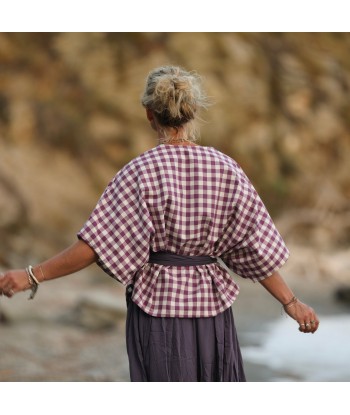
[25,265,40,300]
[283,296,298,309]
[38,265,46,282]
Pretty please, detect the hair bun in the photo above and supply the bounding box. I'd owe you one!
[154,74,197,126]
[141,66,209,128]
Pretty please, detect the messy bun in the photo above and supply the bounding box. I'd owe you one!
[141,66,210,142]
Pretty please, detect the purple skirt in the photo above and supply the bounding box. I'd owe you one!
[125,289,246,382]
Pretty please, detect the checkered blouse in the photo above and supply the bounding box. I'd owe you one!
[78,145,289,317]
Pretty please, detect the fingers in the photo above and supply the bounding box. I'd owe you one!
[0,285,16,298]
[0,272,4,297]
[1,269,31,299]
[298,317,320,334]
[0,272,16,298]
[0,288,16,298]
[286,300,320,334]
[2,289,15,298]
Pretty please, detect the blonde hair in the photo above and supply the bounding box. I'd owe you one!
[141,66,210,142]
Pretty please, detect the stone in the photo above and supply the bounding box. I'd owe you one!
[71,291,127,330]
[334,286,350,305]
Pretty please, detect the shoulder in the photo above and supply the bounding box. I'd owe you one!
[206,147,258,192]
[205,146,239,167]
[113,148,157,177]
[203,147,248,180]
[106,147,162,190]
[124,146,164,169]
[116,145,246,178]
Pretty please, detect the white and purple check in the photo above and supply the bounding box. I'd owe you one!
[78,145,289,318]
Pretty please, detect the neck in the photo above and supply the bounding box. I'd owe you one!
[159,139,196,146]
[158,137,197,146]
[156,127,196,146]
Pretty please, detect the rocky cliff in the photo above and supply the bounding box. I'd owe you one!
[1,33,350,267]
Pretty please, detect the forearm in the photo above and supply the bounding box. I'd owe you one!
[34,239,98,282]
[258,270,295,305]
[259,270,320,333]
[0,239,98,298]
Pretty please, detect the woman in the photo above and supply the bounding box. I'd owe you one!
[0,65,319,382]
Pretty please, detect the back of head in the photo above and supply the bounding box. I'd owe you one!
[141,66,209,141]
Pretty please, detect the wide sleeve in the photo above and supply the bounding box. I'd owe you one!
[77,161,154,285]
[220,167,290,282]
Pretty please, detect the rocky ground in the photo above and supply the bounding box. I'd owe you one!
[1,250,349,382]
[0,268,130,381]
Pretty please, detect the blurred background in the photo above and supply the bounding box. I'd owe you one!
[0,32,350,382]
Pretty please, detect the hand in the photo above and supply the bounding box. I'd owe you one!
[0,269,31,298]
[284,299,320,334]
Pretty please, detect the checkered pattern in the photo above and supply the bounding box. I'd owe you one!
[78,145,289,318]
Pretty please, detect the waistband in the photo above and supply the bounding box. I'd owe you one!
[148,251,217,266]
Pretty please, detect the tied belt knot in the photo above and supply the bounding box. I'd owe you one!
[148,250,217,266]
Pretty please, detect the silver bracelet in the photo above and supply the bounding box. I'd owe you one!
[28,265,40,285]
[25,266,39,300]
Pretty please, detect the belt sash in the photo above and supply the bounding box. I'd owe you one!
[148,250,217,266]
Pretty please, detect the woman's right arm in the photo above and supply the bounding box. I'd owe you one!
[0,239,97,298]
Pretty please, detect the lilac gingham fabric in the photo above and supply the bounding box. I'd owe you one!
[78,145,289,317]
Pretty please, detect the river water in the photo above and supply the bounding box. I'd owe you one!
[242,314,350,381]
[234,277,350,382]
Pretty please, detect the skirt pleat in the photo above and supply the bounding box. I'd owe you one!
[125,290,246,382]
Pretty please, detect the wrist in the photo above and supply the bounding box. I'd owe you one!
[278,291,296,305]
[33,265,46,282]
[23,269,32,290]
[25,265,41,300]
[283,296,298,310]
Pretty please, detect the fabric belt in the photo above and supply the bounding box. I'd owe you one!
[148,250,217,266]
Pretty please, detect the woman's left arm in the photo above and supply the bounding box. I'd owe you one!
[0,239,97,298]
[259,271,320,334]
